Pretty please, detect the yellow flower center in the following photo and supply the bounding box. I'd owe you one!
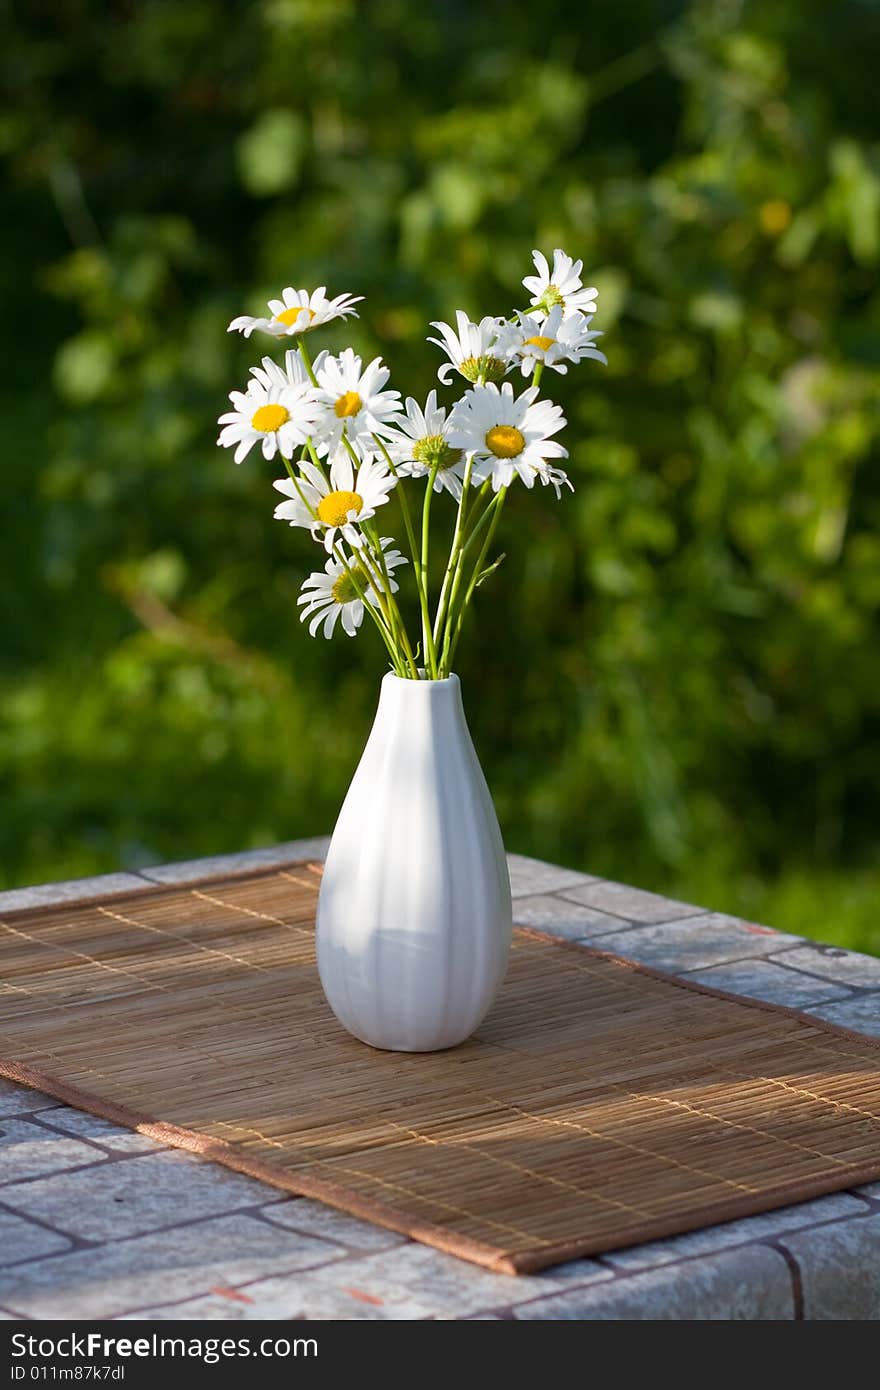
[412,435,462,472]
[334,391,363,419]
[251,403,290,432]
[317,490,363,527]
[524,335,555,352]
[542,285,565,309]
[460,354,505,383]
[275,305,315,329]
[331,569,366,605]
[485,425,525,459]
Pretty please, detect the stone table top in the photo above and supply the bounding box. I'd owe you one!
[1,839,879,1321]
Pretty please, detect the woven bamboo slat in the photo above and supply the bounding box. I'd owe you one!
[2,862,879,1273]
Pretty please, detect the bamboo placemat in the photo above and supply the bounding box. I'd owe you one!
[2,862,880,1274]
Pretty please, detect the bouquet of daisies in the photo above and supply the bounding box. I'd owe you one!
[218,250,606,680]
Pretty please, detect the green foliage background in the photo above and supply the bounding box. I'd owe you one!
[2,0,879,951]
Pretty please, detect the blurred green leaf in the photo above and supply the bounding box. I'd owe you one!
[1,0,879,958]
[53,331,116,403]
[236,109,306,196]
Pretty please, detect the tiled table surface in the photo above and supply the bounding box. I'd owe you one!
[1,838,879,1321]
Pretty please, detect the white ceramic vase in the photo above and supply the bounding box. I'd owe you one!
[316,672,512,1052]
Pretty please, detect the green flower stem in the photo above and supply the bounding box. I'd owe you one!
[360,521,419,679]
[340,432,362,470]
[431,456,474,657]
[458,483,505,558]
[336,435,418,674]
[438,487,504,669]
[371,433,433,678]
[435,510,481,669]
[333,540,407,676]
[445,484,509,669]
[419,464,441,679]
[430,363,496,671]
[431,475,494,670]
[355,528,397,630]
[281,450,313,501]
[372,435,420,564]
[303,436,328,484]
[435,364,544,669]
[297,337,319,387]
[437,488,499,672]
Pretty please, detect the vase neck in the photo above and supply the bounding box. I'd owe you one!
[375,670,465,729]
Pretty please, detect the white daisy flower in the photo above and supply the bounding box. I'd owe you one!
[312,348,403,454]
[522,249,598,318]
[272,450,397,552]
[427,311,510,385]
[227,285,362,339]
[297,539,407,639]
[380,390,468,499]
[216,377,323,465]
[496,305,608,377]
[447,381,568,493]
[247,347,319,392]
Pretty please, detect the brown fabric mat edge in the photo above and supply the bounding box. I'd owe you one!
[3,859,880,1274]
[4,1051,880,1275]
[0,1055,511,1274]
[8,1045,880,1273]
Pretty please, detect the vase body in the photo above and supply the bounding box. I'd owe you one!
[316,672,512,1052]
